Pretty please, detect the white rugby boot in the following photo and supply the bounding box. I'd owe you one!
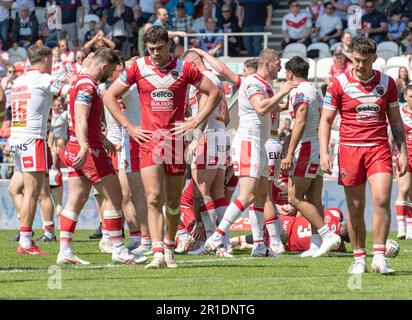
[57,252,90,265]
[371,258,395,275]
[312,233,341,258]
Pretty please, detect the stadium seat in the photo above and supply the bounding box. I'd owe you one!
[306,58,316,81]
[277,58,290,80]
[330,42,342,53]
[282,43,307,59]
[386,56,409,69]
[384,66,400,80]
[315,57,334,82]
[307,43,331,59]
[372,57,386,72]
[377,42,399,61]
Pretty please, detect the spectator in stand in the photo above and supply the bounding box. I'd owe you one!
[99,9,112,35]
[329,0,353,29]
[387,9,407,45]
[192,17,224,57]
[42,0,59,47]
[66,49,86,74]
[306,0,324,27]
[148,0,163,23]
[56,0,84,49]
[7,42,27,64]
[108,0,134,56]
[84,29,116,53]
[340,31,353,62]
[396,66,409,104]
[130,4,145,56]
[1,65,17,111]
[58,38,74,66]
[140,0,156,22]
[376,0,404,17]
[400,30,412,58]
[138,22,152,56]
[88,0,111,16]
[166,0,195,19]
[12,5,39,49]
[321,47,352,95]
[153,6,172,29]
[216,0,239,26]
[0,0,12,50]
[192,3,213,33]
[218,4,241,57]
[311,2,343,46]
[172,3,193,32]
[359,0,388,44]
[282,0,312,49]
[239,0,272,57]
[0,39,8,77]
[84,21,98,44]
[51,46,65,79]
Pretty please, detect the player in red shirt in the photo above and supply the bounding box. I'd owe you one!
[58,48,147,265]
[319,36,408,274]
[103,26,221,269]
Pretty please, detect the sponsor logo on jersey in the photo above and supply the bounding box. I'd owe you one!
[151,89,174,101]
[171,71,179,79]
[375,85,384,96]
[22,156,34,168]
[356,103,380,114]
[10,143,28,153]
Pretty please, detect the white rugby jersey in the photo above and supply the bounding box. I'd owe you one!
[400,104,412,153]
[187,70,226,130]
[237,73,273,141]
[104,105,122,145]
[288,81,322,143]
[122,84,141,126]
[10,69,68,139]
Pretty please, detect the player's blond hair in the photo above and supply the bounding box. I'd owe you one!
[258,49,280,65]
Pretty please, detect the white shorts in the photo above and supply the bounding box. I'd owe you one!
[9,137,49,173]
[231,136,269,178]
[191,129,227,170]
[265,138,283,181]
[119,134,140,173]
[292,140,322,178]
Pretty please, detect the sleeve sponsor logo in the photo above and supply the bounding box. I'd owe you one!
[324,92,332,105]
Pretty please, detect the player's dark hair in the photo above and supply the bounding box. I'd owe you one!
[285,56,309,79]
[351,36,377,55]
[114,50,125,67]
[288,0,298,7]
[244,58,258,71]
[323,1,333,8]
[93,48,121,65]
[144,25,169,44]
[27,44,52,65]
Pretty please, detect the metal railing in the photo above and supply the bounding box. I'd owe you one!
[183,32,272,57]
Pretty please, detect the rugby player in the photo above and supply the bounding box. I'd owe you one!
[319,36,408,274]
[58,48,147,265]
[103,26,221,269]
[281,56,341,258]
[182,50,229,242]
[192,48,285,254]
[205,49,297,257]
[8,45,69,254]
[395,84,412,240]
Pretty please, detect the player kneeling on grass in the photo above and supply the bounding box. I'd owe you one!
[319,36,408,275]
[281,56,341,258]
[58,48,147,265]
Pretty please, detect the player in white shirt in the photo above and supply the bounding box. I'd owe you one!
[8,45,69,255]
[281,56,341,258]
[182,50,229,245]
[281,0,312,48]
[205,49,298,257]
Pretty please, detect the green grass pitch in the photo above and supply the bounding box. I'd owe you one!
[0,230,412,300]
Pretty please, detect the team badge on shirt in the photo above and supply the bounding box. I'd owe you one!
[171,71,179,79]
[375,85,384,96]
